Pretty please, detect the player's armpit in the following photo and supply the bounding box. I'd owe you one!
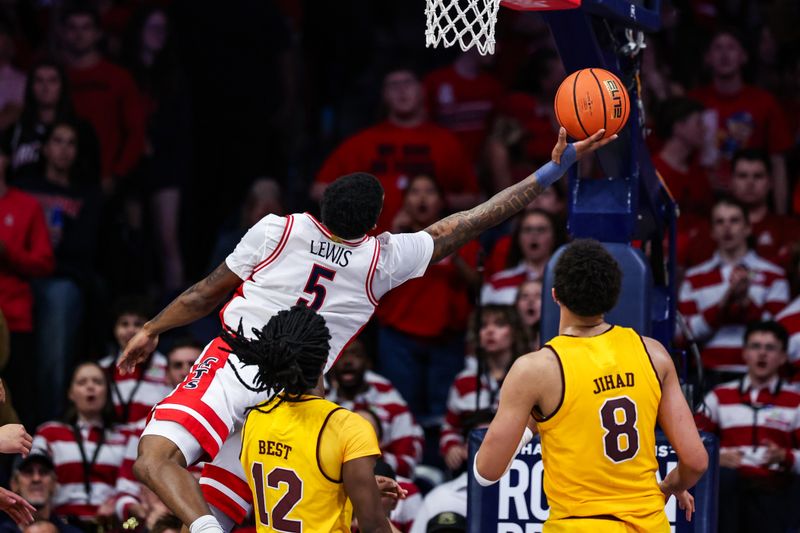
[475,353,547,482]
[342,456,395,533]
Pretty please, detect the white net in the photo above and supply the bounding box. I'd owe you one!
[425,0,502,55]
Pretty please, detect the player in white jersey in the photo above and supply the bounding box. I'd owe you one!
[116,127,616,533]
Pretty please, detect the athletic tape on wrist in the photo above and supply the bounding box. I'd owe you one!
[535,144,577,188]
[472,427,535,487]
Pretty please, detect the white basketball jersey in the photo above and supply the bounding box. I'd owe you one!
[221,213,432,372]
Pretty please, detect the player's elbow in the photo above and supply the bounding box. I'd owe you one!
[474,452,501,486]
[685,448,709,478]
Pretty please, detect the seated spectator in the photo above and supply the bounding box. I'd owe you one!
[689,28,792,212]
[3,59,100,184]
[685,149,800,268]
[409,411,493,533]
[0,145,53,427]
[98,297,171,426]
[481,210,561,305]
[652,97,714,219]
[15,120,101,423]
[113,339,202,523]
[377,174,478,420]
[312,65,480,233]
[59,6,144,188]
[423,49,503,165]
[327,339,424,479]
[515,279,542,351]
[0,455,81,533]
[0,24,25,134]
[31,362,127,528]
[678,197,789,383]
[776,296,800,379]
[439,305,528,472]
[695,321,800,533]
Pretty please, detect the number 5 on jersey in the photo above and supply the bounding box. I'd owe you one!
[296,264,337,311]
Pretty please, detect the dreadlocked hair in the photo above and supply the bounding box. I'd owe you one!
[220,305,331,411]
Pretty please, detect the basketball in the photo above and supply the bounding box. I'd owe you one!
[554,68,630,140]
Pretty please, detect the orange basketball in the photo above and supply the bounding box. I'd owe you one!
[554,68,630,140]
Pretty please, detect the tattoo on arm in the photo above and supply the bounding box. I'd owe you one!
[425,174,545,262]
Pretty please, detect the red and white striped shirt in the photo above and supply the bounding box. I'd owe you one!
[695,376,800,480]
[99,351,172,425]
[678,251,789,371]
[31,420,128,519]
[326,371,423,478]
[440,358,501,456]
[777,296,800,378]
[480,263,537,305]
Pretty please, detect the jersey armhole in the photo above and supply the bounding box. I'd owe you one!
[531,345,566,423]
[317,407,345,484]
[638,335,663,390]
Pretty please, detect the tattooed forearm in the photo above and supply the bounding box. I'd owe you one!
[425,173,545,263]
[145,262,242,334]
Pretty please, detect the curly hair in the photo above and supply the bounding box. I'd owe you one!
[222,305,331,411]
[553,239,622,317]
[320,173,384,239]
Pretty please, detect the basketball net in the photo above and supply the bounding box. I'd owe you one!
[425,0,582,55]
[425,0,502,55]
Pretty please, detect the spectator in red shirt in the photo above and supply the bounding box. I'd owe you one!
[376,174,477,420]
[59,6,145,188]
[695,321,800,533]
[653,97,714,219]
[688,28,792,212]
[678,197,789,383]
[327,339,424,479]
[423,49,504,165]
[0,146,53,427]
[312,66,480,233]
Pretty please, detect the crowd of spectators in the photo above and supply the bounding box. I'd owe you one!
[0,0,797,532]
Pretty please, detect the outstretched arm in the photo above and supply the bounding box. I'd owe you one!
[117,261,243,373]
[424,128,616,263]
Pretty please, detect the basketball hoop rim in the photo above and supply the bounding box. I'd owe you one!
[500,0,582,12]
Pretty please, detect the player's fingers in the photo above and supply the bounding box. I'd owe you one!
[552,127,567,164]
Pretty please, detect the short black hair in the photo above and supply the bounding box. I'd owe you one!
[111,295,152,322]
[60,3,101,27]
[655,97,704,139]
[166,337,204,359]
[223,305,331,409]
[553,239,622,317]
[320,173,384,239]
[732,148,772,176]
[712,195,750,223]
[744,321,788,352]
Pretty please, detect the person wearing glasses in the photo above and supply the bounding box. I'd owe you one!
[695,321,800,533]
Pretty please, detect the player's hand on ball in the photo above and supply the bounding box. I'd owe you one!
[551,127,618,164]
[118,328,159,375]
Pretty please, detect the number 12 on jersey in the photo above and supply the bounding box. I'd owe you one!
[252,462,303,533]
[296,264,337,311]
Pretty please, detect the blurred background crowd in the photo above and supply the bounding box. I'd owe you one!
[0,0,798,532]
